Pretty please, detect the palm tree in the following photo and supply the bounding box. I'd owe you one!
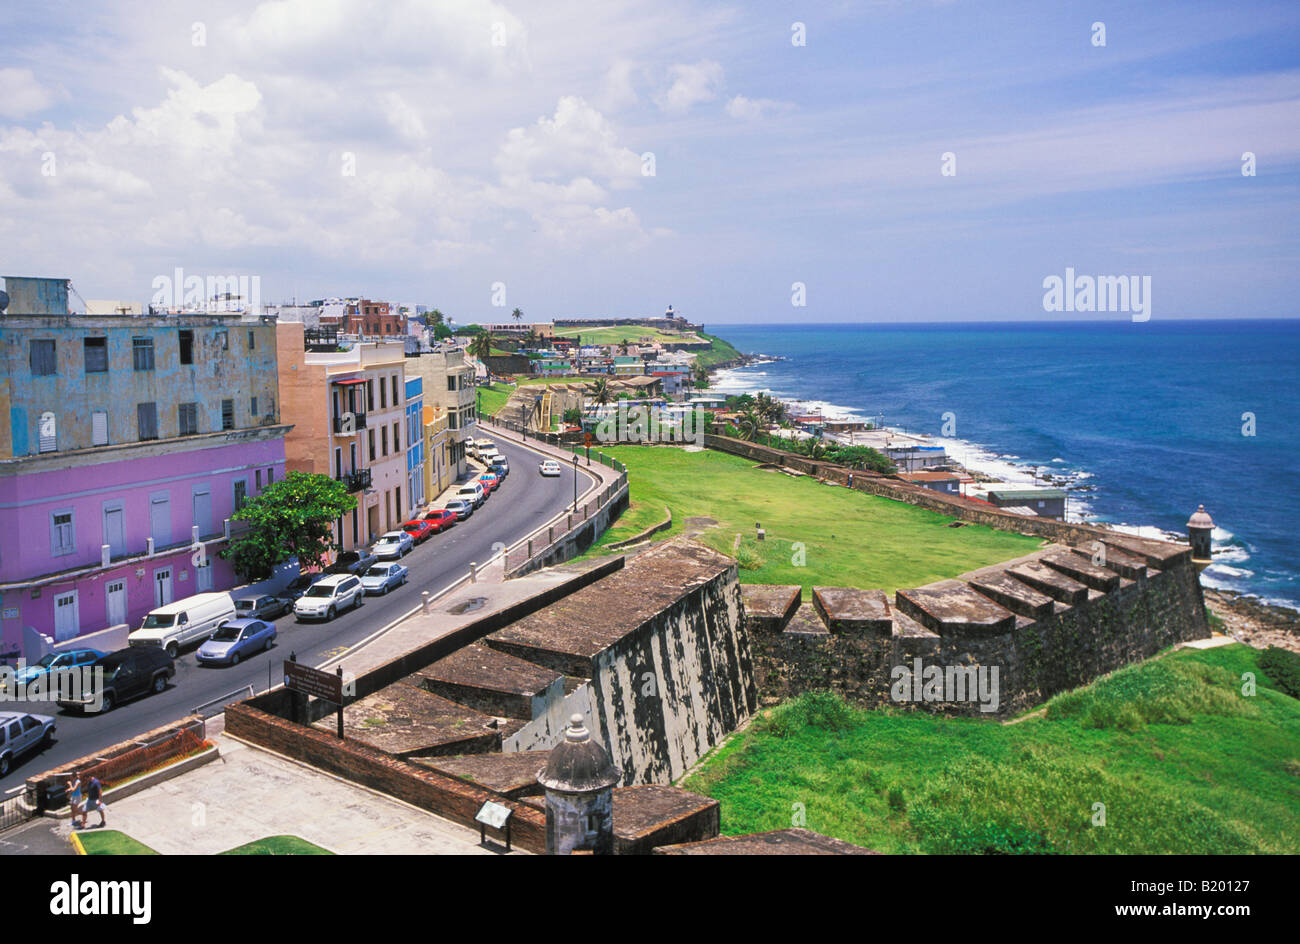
[511,307,523,323]
[693,364,709,388]
[591,377,612,405]
[619,338,630,354]
[736,408,762,442]
[802,437,828,460]
[428,309,444,326]
[468,331,494,360]
[524,327,539,347]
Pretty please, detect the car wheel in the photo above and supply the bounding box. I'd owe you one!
[42,728,54,747]
[152,674,167,694]
[230,652,240,667]
[165,642,178,659]
[100,692,114,713]
[327,606,336,620]
[0,755,9,777]
[264,636,274,652]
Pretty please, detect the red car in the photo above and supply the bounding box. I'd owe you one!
[401,519,437,544]
[421,509,456,532]
[477,473,501,492]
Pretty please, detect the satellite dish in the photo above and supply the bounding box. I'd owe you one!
[0,290,9,313]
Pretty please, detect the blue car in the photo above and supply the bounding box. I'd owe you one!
[196,619,276,667]
[1,648,105,693]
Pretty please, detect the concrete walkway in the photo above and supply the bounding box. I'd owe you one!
[48,729,511,855]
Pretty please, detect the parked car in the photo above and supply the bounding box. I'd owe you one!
[444,499,474,521]
[457,483,486,508]
[233,593,291,622]
[401,519,437,544]
[421,509,457,531]
[360,562,409,595]
[330,549,377,576]
[487,463,509,481]
[490,454,509,473]
[0,648,104,694]
[477,473,501,493]
[372,530,414,560]
[293,574,364,621]
[0,712,56,776]
[128,592,237,659]
[196,618,277,667]
[539,459,562,477]
[57,647,175,714]
[282,573,324,601]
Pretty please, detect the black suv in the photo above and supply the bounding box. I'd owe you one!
[56,648,176,714]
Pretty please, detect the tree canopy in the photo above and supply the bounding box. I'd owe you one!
[219,472,357,580]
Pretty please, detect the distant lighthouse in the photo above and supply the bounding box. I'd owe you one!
[1186,504,1215,570]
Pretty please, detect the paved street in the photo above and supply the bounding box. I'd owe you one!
[1,433,596,794]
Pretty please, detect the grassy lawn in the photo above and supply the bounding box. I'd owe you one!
[75,830,159,855]
[694,331,743,368]
[476,382,515,416]
[590,446,1042,594]
[683,645,1300,853]
[553,325,708,346]
[220,836,333,855]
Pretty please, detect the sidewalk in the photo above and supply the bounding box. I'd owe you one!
[45,730,509,855]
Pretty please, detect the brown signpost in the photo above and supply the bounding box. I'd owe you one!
[284,653,346,738]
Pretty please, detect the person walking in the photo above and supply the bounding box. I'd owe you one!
[79,775,106,829]
[66,774,83,823]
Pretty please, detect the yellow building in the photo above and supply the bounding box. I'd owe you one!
[423,404,452,502]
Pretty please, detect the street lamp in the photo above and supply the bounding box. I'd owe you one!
[573,454,579,512]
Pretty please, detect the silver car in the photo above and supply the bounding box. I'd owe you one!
[0,711,56,777]
[360,563,409,595]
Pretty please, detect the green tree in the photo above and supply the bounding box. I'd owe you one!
[432,323,452,340]
[220,472,356,580]
[590,376,613,405]
[468,331,495,360]
[619,338,630,354]
[511,307,524,322]
[427,309,444,326]
[736,407,762,441]
[693,364,709,388]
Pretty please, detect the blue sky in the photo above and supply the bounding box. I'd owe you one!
[1,0,1297,323]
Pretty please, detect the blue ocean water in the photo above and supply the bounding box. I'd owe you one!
[709,320,1300,609]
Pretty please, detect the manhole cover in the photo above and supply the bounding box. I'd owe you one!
[446,596,488,615]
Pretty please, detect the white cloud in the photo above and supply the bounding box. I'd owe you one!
[656,60,724,114]
[725,95,790,120]
[0,68,55,118]
[596,60,639,112]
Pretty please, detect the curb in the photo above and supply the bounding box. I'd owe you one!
[69,831,85,855]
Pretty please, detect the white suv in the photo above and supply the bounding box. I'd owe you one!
[293,574,364,621]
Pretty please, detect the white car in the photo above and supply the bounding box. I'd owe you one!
[360,562,409,595]
[539,459,562,477]
[372,530,414,560]
[293,574,364,621]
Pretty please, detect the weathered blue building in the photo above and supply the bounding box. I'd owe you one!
[405,376,424,509]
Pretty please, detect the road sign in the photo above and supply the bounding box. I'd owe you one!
[284,660,343,704]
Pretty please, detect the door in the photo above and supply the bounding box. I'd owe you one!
[53,591,79,642]
[103,506,126,558]
[105,580,127,627]
[150,494,170,549]
[192,487,212,538]
[195,559,212,592]
[154,567,172,607]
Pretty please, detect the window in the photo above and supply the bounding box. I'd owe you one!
[368,428,376,461]
[392,376,399,405]
[178,329,194,364]
[380,380,387,409]
[38,411,56,453]
[83,337,108,373]
[256,469,262,490]
[137,402,159,441]
[381,426,388,456]
[178,402,199,436]
[92,410,108,446]
[221,398,235,430]
[29,339,56,375]
[250,395,258,417]
[268,467,275,485]
[132,337,155,371]
[447,377,456,392]
[247,330,256,350]
[51,510,75,557]
[393,421,401,451]
[367,380,375,411]
[215,330,228,350]
[396,486,401,514]
[233,480,248,511]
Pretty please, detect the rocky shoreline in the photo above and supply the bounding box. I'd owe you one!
[1204,588,1300,653]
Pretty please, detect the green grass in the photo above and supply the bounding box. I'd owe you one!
[588,446,1041,594]
[476,382,515,416]
[76,830,159,855]
[219,836,334,855]
[694,331,743,369]
[552,325,709,346]
[75,831,332,855]
[683,645,1300,853]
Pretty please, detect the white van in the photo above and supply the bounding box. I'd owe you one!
[128,592,236,658]
[456,482,486,508]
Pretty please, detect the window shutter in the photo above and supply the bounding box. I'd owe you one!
[92,411,108,446]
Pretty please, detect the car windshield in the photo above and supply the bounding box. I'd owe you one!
[235,600,254,610]
[376,536,396,544]
[304,585,335,598]
[141,614,175,628]
[210,626,243,642]
[35,654,58,668]
[365,566,390,577]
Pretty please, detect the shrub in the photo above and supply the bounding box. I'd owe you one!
[1259,646,1300,698]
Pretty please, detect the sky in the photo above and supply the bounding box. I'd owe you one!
[1,0,1298,324]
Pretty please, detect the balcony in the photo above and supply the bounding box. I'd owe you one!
[333,411,368,434]
[337,468,372,492]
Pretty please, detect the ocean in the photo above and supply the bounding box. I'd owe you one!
[708,320,1300,610]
